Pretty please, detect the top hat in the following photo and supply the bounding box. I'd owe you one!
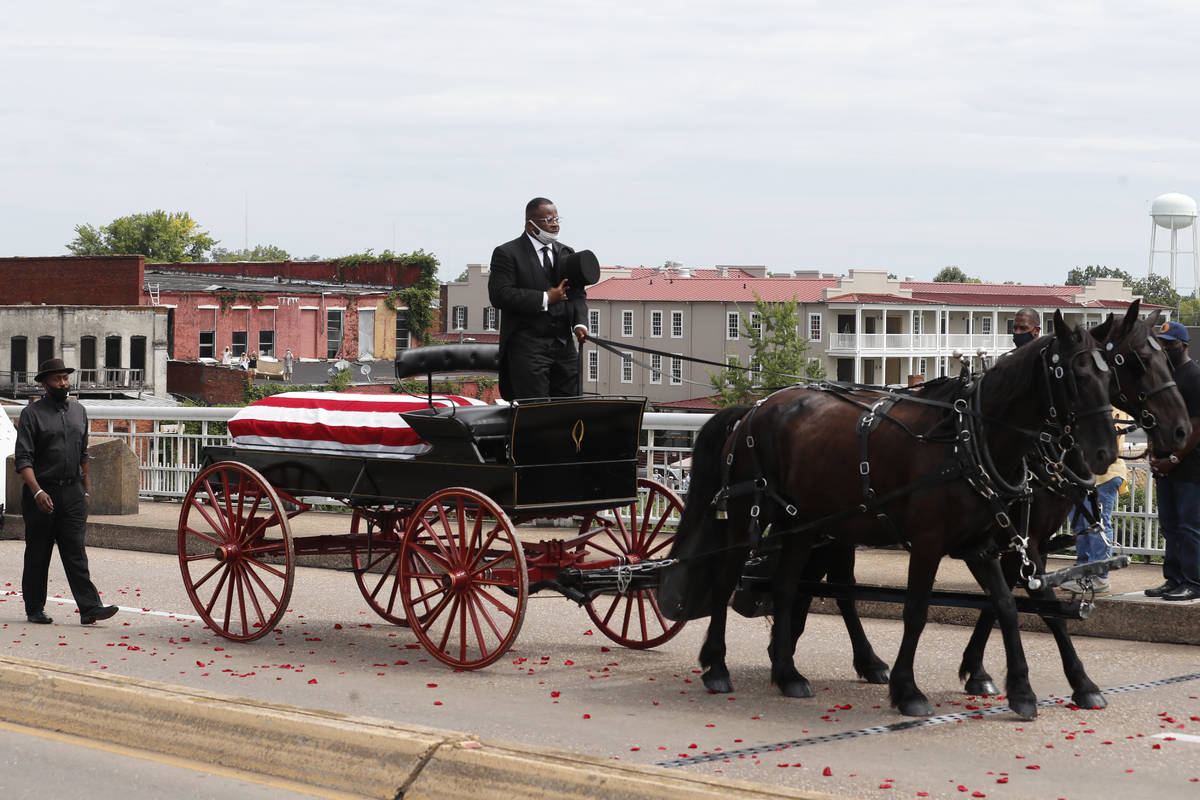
[35,358,75,382]
[1157,321,1191,343]
[561,250,600,287]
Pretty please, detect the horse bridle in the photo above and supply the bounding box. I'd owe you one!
[1103,333,1176,431]
[1038,337,1113,452]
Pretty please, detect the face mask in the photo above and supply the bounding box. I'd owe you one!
[1166,344,1188,368]
[1012,331,1036,348]
[528,221,558,246]
[47,385,69,403]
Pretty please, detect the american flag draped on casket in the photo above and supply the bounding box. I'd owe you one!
[227,392,487,458]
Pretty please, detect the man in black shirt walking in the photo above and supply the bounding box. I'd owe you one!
[14,358,118,625]
[1148,323,1200,601]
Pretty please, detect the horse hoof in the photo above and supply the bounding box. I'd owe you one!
[859,667,890,685]
[1072,691,1107,710]
[780,679,814,698]
[703,674,734,694]
[896,697,933,717]
[964,678,999,696]
[1010,698,1038,720]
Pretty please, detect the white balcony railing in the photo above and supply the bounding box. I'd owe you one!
[829,333,1008,354]
[1,405,1163,557]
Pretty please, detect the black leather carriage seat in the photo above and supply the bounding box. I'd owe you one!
[400,404,513,463]
[394,344,500,381]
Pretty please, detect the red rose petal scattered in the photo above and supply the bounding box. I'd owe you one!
[822,767,832,776]
[1026,765,1041,770]
[307,679,317,684]
[582,714,590,719]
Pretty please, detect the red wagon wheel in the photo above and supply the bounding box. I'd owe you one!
[177,462,295,642]
[398,487,527,670]
[579,477,686,649]
[349,507,411,627]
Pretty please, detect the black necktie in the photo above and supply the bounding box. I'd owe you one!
[541,246,553,281]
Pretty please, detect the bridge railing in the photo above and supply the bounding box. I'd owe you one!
[2,405,1163,556]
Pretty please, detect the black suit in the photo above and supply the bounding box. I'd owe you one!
[488,233,588,400]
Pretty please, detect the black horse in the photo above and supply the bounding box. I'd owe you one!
[659,311,1119,720]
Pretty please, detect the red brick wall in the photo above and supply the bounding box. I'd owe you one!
[0,256,144,305]
[167,361,247,404]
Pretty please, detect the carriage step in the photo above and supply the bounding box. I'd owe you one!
[1033,555,1130,589]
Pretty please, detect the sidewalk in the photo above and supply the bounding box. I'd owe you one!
[3,500,1197,645]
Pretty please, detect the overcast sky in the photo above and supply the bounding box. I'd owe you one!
[4,1,1200,291]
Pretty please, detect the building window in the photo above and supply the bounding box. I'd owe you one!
[327,309,344,359]
[621,352,633,383]
[622,310,634,337]
[9,336,27,382]
[727,312,740,340]
[258,330,274,357]
[452,305,467,330]
[396,310,410,351]
[650,353,663,384]
[589,309,600,335]
[750,312,762,339]
[671,356,682,385]
[587,350,598,382]
[650,310,663,338]
[981,317,993,335]
[912,312,923,335]
[130,336,147,382]
[918,357,928,376]
[37,335,55,367]
[198,331,215,360]
[232,331,248,356]
[808,313,822,342]
[483,307,499,331]
[750,357,761,384]
[671,310,684,338]
[104,335,122,383]
[79,336,97,381]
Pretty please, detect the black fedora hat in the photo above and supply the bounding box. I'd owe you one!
[561,249,600,287]
[35,358,75,383]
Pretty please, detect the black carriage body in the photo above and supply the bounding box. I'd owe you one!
[201,396,645,515]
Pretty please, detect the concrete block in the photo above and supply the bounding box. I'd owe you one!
[5,436,138,515]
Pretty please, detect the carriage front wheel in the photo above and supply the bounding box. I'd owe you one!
[177,462,295,642]
[578,477,686,649]
[398,487,527,670]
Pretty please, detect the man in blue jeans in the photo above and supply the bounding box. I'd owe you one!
[1148,322,1200,601]
[1061,416,1126,595]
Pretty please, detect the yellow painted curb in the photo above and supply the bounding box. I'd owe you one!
[0,655,836,800]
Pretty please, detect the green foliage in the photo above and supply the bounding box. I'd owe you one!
[708,295,824,407]
[242,380,329,403]
[1178,297,1200,325]
[1065,264,1131,286]
[373,250,440,346]
[1065,264,1180,308]
[67,210,216,262]
[211,244,291,262]
[211,291,265,313]
[932,265,980,283]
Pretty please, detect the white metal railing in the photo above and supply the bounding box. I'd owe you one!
[2,405,1162,556]
[828,333,1013,355]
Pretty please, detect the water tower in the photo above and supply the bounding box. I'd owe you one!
[1148,192,1198,293]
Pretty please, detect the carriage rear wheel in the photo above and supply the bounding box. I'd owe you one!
[177,462,294,642]
[398,487,527,670]
[578,477,686,649]
[350,507,412,627]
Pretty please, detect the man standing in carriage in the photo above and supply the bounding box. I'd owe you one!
[488,197,590,401]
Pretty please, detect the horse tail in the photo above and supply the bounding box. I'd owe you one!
[658,404,752,620]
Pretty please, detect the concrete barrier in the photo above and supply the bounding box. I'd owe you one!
[0,655,832,800]
[5,436,138,516]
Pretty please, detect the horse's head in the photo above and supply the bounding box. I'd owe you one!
[1045,310,1118,475]
[1092,301,1191,453]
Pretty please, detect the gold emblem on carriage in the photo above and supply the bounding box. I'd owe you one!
[572,419,585,453]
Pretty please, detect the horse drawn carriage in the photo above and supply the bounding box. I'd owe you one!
[175,344,684,669]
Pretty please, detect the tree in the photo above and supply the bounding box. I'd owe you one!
[67,210,216,262]
[1065,264,1132,286]
[1178,296,1200,325]
[932,265,980,283]
[709,295,825,407]
[1129,273,1182,308]
[210,244,291,262]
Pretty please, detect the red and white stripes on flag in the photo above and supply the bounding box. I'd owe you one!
[227,392,487,457]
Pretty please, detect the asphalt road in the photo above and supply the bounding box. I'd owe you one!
[2,541,1199,800]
